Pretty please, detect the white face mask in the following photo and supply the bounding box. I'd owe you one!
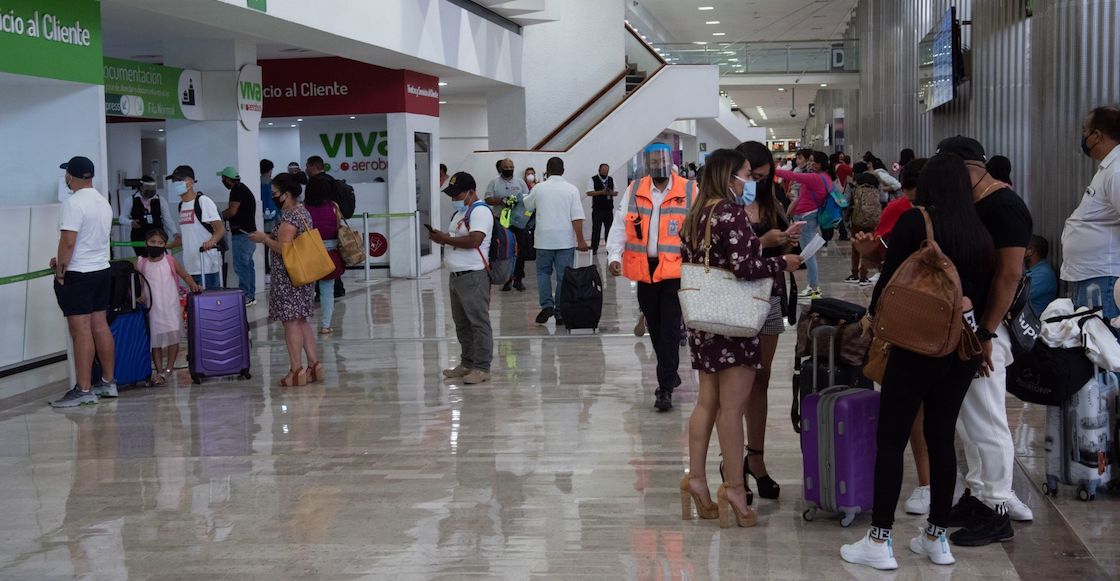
[526,173,536,183]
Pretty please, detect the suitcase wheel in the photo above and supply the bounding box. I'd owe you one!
[191,373,202,385]
[1078,486,1094,502]
[840,512,856,528]
[1042,482,1057,498]
[240,370,252,380]
[802,508,817,522]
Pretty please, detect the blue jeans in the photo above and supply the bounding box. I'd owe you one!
[1071,276,1119,321]
[318,279,335,329]
[232,234,256,301]
[536,248,575,310]
[792,211,820,288]
[192,272,221,291]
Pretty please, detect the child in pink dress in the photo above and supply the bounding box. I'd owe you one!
[137,229,200,385]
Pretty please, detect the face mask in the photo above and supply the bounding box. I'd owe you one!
[500,169,514,179]
[451,199,467,212]
[141,189,155,198]
[649,166,668,180]
[739,179,758,206]
[145,245,166,258]
[169,181,188,197]
[271,193,286,207]
[1082,134,1096,157]
[526,173,536,183]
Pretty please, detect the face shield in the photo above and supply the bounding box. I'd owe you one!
[641,143,673,180]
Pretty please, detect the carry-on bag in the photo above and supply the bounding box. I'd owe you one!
[187,271,251,384]
[94,267,152,387]
[792,325,872,433]
[560,252,604,331]
[1044,369,1117,501]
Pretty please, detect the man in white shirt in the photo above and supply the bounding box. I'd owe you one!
[430,172,493,385]
[168,165,226,289]
[1062,106,1120,321]
[50,156,117,407]
[524,157,589,325]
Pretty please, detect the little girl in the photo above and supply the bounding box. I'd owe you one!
[137,228,201,385]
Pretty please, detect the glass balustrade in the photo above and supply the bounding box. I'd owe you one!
[651,40,860,75]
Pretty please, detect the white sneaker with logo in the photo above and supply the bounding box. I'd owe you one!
[840,533,898,571]
[1005,493,1034,522]
[904,485,931,515]
[910,529,956,565]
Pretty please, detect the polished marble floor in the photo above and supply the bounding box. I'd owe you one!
[0,243,1117,580]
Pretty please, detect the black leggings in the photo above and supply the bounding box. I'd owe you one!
[872,347,980,529]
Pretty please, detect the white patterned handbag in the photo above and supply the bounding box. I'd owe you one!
[679,205,773,338]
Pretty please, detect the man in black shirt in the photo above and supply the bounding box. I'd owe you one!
[219,166,259,305]
[305,156,345,297]
[935,136,1034,546]
[585,163,615,255]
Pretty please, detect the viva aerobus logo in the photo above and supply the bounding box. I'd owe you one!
[240,80,263,111]
[319,131,389,172]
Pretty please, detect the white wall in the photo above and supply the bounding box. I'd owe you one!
[439,104,488,171]
[0,77,107,206]
[258,127,300,171]
[106,124,143,195]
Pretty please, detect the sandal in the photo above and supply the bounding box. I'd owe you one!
[153,373,167,387]
[319,327,334,336]
[280,367,307,387]
[308,361,325,383]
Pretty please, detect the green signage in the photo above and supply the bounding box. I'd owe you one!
[248,0,267,12]
[0,0,102,84]
[103,58,204,120]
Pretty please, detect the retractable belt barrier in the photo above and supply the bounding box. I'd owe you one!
[358,210,423,281]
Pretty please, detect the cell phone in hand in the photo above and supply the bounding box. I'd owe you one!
[786,221,807,235]
[423,223,434,233]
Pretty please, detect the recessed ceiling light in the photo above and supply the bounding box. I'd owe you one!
[267,122,273,126]
[727,58,739,62]
[820,83,828,87]
[290,124,297,128]
[778,88,786,92]
[349,116,356,120]
[693,41,708,45]
[706,20,720,24]
[157,128,164,132]
[698,6,714,10]
[439,101,447,104]
[712,32,726,36]
[438,82,448,86]
[296,118,303,122]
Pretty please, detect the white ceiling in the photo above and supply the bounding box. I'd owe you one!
[636,0,859,43]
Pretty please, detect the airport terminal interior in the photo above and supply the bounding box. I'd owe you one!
[2,0,1120,579]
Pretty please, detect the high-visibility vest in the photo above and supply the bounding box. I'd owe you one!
[621,173,696,284]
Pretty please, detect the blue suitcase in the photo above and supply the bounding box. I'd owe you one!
[93,308,152,387]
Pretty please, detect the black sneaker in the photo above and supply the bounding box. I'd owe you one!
[50,386,98,408]
[501,280,513,292]
[948,489,986,528]
[844,275,860,284]
[535,308,554,324]
[949,507,1014,547]
[513,278,526,292]
[654,389,673,412]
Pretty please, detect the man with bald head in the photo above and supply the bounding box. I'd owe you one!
[485,158,532,291]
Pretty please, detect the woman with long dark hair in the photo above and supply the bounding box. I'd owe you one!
[302,174,344,335]
[775,151,835,298]
[678,148,801,529]
[841,153,995,571]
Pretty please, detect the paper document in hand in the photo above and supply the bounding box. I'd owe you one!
[799,235,826,261]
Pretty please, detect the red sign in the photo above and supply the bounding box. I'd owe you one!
[369,233,388,258]
[259,57,440,118]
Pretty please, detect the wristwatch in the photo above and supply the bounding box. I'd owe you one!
[975,328,996,342]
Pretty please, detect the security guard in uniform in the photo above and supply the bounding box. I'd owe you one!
[607,143,696,411]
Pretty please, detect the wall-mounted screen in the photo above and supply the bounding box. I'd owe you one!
[918,7,962,112]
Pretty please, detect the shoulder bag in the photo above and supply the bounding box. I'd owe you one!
[333,203,366,267]
[679,204,772,337]
[281,209,335,287]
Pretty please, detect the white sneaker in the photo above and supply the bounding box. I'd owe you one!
[1005,493,1034,522]
[840,533,898,571]
[910,529,956,565]
[904,485,930,515]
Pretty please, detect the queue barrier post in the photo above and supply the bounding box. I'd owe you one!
[362,213,371,283]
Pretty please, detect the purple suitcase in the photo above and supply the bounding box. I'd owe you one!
[187,289,252,384]
[801,326,878,527]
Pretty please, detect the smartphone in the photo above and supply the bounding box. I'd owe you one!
[786,221,807,235]
[423,224,434,233]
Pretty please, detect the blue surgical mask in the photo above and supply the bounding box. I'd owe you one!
[169,180,188,197]
[740,180,758,206]
[451,199,466,213]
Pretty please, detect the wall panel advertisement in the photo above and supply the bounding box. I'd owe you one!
[103,58,204,119]
[260,57,440,118]
[0,0,102,84]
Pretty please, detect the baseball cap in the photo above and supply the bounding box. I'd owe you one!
[166,165,196,181]
[60,156,95,179]
[936,136,987,162]
[442,172,477,197]
[217,166,240,179]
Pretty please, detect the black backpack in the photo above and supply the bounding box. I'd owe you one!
[179,194,229,252]
[330,176,356,219]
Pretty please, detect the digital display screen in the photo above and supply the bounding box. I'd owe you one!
[918,8,958,112]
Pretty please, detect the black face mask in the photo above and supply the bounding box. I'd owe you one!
[500,169,514,179]
[146,245,166,258]
[272,194,286,207]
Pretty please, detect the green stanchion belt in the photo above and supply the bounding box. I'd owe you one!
[361,212,417,219]
[0,269,54,285]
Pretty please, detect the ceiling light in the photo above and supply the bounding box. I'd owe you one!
[693,41,708,45]
[296,118,303,122]
[267,122,273,126]
[698,6,714,10]
[439,101,447,104]
[438,82,448,86]
[820,83,828,87]
[157,128,164,132]
[712,32,726,36]
[706,20,720,24]
[756,106,768,120]
[727,58,738,62]
[349,116,356,120]
[778,88,786,92]
[290,124,297,128]
[749,119,758,127]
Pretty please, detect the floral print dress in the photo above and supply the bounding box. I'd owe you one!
[681,200,788,373]
[268,205,316,322]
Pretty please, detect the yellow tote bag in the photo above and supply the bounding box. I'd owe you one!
[281,210,335,286]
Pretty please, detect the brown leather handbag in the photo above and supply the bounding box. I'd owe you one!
[874,208,964,358]
[863,337,891,384]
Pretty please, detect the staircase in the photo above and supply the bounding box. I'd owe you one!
[625,61,648,94]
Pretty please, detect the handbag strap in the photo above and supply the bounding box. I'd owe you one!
[700,202,719,271]
[917,207,935,243]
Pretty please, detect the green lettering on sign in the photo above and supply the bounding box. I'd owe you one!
[0,0,102,84]
[248,0,267,12]
[320,133,344,158]
[240,80,262,101]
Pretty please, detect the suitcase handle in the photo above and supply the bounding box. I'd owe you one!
[810,325,838,391]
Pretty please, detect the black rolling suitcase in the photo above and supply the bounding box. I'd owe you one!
[559,254,603,332]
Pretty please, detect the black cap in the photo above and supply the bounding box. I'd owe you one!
[166,165,196,181]
[60,156,95,179]
[936,136,987,162]
[442,172,477,197]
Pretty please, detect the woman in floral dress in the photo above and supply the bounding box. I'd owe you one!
[249,173,321,387]
[677,148,801,529]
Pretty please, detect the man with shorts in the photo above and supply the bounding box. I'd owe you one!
[50,156,116,407]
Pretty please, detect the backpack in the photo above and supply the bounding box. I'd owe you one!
[330,175,356,219]
[850,183,883,230]
[873,208,964,357]
[180,194,229,252]
[465,202,517,285]
[816,175,847,230]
